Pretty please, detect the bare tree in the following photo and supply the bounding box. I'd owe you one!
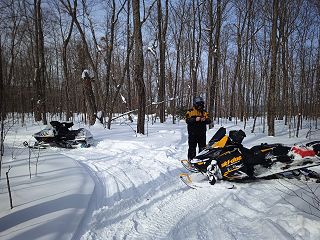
[0,0,318,132]
[0,35,4,176]
[60,0,100,125]
[132,0,146,134]
[206,0,214,124]
[207,0,222,127]
[267,0,279,136]
[157,0,168,123]
[34,0,47,124]
[190,0,203,97]
[57,0,75,121]
[169,0,188,124]
[106,37,134,129]
[103,0,127,128]
[229,0,249,121]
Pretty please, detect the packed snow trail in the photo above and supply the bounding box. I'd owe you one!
[62,122,320,240]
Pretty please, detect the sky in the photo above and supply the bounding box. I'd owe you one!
[0,116,320,240]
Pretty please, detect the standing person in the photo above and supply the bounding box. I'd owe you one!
[186,96,212,161]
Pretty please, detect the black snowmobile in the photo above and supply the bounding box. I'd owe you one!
[25,121,93,149]
[180,127,320,187]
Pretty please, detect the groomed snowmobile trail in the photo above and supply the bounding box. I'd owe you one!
[7,120,320,240]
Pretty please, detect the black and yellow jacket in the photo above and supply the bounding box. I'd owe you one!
[186,107,211,135]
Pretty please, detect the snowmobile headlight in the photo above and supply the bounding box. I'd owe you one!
[211,160,217,165]
[191,158,210,164]
[77,131,85,137]
[202,158,210,162]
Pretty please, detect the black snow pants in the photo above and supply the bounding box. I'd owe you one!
[188,133,206,160]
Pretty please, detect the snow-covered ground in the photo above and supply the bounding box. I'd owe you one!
[1,117,320,240]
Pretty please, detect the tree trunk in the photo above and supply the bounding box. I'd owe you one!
[132,0,146,134]
[207,0,214,125]
[212,0,221,125]
[190,0,202,97]
[61,4,75,121]
[268,0,279,136]
[104,0,116,122]
[82,77,97,125]
[63,0,99,124]
[34,0,47,124]
[157,0,168,123]
[126,0,132,111]
[0,36,4,177]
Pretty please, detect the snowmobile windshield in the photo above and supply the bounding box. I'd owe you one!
[208,127,226,146]
[50,121,74,130]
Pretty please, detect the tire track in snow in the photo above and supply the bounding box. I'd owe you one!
[73,124,218,239]
[125,183,239,240]
[79,148,184,239]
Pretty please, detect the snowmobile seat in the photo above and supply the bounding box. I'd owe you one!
[229,130,246,144]
[306,141,320,156]
[50,121,74,130]
[50,121,62,129]
[61,122,74,129]
[291,146,316,158]
[49,121,74,138]
[250,143,291,164]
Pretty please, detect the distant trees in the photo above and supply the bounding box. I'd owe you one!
[0,0,319,135]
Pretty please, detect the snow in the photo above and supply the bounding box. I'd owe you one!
[147,46,157,57]
[81,70,93,79]
[1,117,320,240]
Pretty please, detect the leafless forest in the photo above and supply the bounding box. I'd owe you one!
[0,0,319,135]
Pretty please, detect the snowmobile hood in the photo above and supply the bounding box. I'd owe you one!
[33,128,55,138]
[210,135,228,148]
[191,147,223,163]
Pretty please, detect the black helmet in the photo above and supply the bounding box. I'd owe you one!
[229,130,246,144]
[193,96,204,109]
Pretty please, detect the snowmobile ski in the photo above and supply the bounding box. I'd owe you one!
[179,173,236,190]
[23,141,47,149]
[179,173,198,189]
[180,159,199,173]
